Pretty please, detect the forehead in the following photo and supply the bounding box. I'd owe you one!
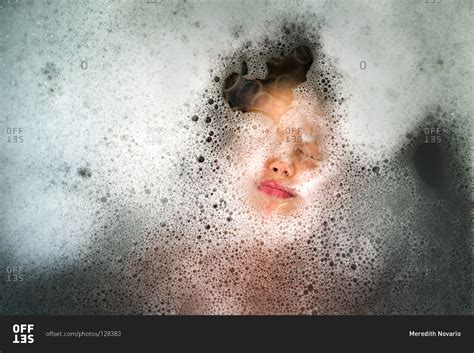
[276,111,320,136]
[273,97,322,127]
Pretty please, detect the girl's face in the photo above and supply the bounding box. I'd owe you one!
[234,96,326,215]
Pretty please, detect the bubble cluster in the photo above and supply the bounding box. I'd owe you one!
[0,7,470,315]
[107,24,469,314]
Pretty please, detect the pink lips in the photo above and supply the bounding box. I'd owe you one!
[258,180,295,199]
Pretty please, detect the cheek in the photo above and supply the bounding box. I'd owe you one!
[242,147,267,178]
[292,168,322,197]
[232,129,279,177]
[298,159,318,170]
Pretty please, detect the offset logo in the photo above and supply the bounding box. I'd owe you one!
[12,324,34,344]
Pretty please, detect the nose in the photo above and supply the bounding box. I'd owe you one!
[268,159,295,178]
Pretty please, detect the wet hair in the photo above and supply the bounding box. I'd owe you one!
[223,45,313,117]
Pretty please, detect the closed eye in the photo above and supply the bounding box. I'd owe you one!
[295,146,317,160]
